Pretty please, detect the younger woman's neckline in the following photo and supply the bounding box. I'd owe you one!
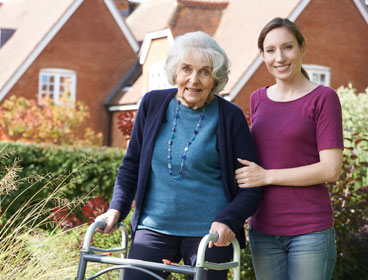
[264,85,322,104]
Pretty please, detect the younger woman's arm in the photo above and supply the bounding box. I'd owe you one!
[235,148,343,188]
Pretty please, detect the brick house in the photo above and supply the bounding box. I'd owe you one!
[1,0,367,147]
[106,0,368,147]
[0,0,139,145]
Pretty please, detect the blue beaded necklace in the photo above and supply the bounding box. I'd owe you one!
[167,95,209,179]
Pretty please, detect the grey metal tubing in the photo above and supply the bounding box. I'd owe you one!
[76,251,88,280]
[77,221,241,280]
[86,265,166,280]
[84,221,129,280]
[82,221,129,254]
[83,254,196,275]
[76,221,129,280]
[194,232,241,280]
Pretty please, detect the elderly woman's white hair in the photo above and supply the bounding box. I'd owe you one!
[164,31,230,94]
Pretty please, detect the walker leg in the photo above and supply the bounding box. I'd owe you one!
[76,252,87,280]
[119,267,124,280]
[193,267,204,280]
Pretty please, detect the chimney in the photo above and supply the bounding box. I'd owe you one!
[170,0,229,37]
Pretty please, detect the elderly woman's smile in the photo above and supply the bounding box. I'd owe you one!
[175,50,215,110]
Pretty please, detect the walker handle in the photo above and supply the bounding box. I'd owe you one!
[81,221,129,254]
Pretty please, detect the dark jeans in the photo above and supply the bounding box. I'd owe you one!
[124,229,233,280]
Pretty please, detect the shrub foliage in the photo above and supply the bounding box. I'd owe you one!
[0,95,102,146]
[330,85,368,279]
[0,142,124,220]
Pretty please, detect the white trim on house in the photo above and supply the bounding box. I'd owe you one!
[303,64,331,86]
[108,104,139,111]
[288,0,312,21]
[139,29,174,65]
[0,0,83,103]
[104,0,139,53]
[228,0,312,101]
[228,56,263,101]
[353,0,368,24]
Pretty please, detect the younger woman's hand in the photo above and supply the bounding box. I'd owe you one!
[235,158,268,188]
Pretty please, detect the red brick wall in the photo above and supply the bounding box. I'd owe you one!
[296,0,368,93]
[5,0,137,145]
[234,0,368,115]
[171,3,227,37]
[233,63,274,117]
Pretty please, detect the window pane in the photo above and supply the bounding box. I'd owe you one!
[148,63,171,91]
[40,74,54,99]
[41,75,48,83]
[59,76,72,98]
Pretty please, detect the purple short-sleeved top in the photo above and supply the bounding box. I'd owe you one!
[250,85,344,236]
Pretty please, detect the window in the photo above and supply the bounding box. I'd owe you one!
[303,64,330,86]
[148,61,172,92]
[0,28,16,48]
[38,69,76,104]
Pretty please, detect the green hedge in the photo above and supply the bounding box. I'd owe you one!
[0,141,125,219]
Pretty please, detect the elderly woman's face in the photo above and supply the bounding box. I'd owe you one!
[175,50,215,109]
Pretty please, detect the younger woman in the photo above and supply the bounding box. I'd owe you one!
[235,18,344,280]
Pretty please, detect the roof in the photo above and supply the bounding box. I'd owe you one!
[126,0,177,41]
[110,0,368,108]
[119,0,303,105]
[107,29,174,110]
[222,0,310,99]
[0,0,139,102]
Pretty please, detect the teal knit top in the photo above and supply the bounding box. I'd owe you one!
[138,96,228,236]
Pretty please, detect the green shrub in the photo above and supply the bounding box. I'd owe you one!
[331,85,368,279]
[0,142,125,220]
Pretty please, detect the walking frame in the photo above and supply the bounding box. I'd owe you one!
[76,221,241,280]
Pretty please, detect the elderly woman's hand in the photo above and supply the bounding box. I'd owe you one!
[235,158,268,188]
[95,209,120,234]
[208,222,235,248]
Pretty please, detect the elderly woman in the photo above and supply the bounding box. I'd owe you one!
[96,31,263,280]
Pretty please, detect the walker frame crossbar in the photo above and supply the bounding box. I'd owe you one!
[76,221,241,280]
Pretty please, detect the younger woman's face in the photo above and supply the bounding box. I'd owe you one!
[261,27,304,82]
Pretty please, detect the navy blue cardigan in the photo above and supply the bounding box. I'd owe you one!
[109,88,263,247]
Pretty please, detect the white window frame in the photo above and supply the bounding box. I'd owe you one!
[38,68,76,104]
[303,64,331,86]
[147,61,172,92]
